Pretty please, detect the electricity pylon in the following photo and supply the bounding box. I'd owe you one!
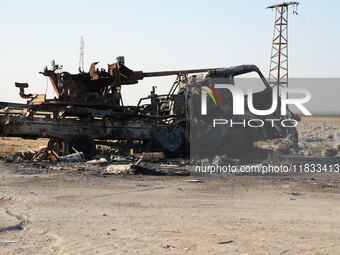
[79,36,85,73]
[267,2,299,95]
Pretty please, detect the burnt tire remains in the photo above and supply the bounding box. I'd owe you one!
[69,136,96,158]
[152,125,184,153]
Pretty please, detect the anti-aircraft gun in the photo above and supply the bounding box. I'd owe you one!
[16,57,216,109]
[1,58,298,158]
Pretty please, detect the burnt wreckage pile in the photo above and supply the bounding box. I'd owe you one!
[0,58,298,158]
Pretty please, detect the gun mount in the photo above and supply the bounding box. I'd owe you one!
[18,57,221,109]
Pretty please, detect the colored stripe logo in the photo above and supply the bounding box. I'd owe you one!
[200,85,223,106]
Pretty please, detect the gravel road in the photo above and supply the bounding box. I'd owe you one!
[1,161,339,255]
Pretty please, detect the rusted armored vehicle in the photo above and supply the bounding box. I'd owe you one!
[0,58,298,158]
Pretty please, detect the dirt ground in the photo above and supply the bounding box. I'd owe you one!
[0,116,339,255]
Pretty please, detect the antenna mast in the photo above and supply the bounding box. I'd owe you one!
[267,2,299,95]
[79,36,85,72]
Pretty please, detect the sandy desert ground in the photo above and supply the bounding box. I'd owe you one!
[0,116,339,255]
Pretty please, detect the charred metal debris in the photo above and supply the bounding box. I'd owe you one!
[0,57,299,158]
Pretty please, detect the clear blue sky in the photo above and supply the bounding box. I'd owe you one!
[0,0,339,111]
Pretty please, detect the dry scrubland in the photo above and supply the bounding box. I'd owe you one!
[0,116,339,255]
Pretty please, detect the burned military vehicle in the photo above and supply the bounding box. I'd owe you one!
[0,57,298,158]
[188,65,299,157]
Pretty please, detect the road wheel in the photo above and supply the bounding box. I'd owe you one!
[48,138,63,155]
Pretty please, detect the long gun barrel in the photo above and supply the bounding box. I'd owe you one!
[142,68,219,78]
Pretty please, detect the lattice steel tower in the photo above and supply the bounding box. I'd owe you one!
[79,36,85,72]
[267,2,299,95]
